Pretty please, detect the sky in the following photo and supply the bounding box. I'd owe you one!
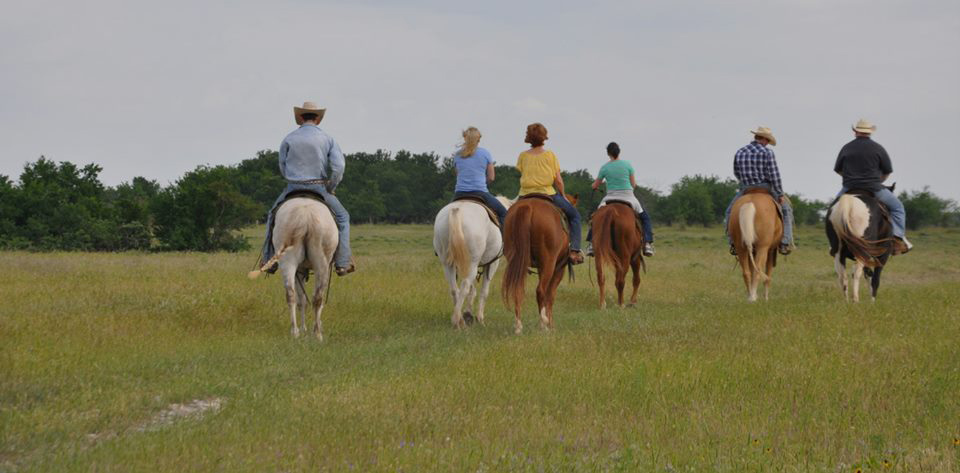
[1,0,958,201]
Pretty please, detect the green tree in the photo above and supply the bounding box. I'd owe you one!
[900,187,957,229]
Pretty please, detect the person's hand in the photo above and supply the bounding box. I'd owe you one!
[778,195,786,204]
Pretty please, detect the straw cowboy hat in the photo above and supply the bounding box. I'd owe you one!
[852,118,876,134]
[750,126,777,146]
[294,101,326,124]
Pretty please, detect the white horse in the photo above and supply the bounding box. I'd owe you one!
[433,196,512,328]
[249,198,338,340]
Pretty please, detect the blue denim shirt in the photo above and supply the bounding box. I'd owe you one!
[279,125,345,190]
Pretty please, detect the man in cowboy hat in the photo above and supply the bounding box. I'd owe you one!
[833,119,911,253]
[724,126,794,255]
[260,101,355,275]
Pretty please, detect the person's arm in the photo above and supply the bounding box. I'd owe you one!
[326,139,345,191]
[630,172,637,188]
[834,151,844,176]
[591,178,602,190]
[554,171,566,197]
[767,151,785,197]
[278,140,290,179]
[878,146,893,182]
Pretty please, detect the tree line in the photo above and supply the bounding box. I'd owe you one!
[1,152,957,251]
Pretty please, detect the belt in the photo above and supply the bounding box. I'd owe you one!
[289,179,329,185]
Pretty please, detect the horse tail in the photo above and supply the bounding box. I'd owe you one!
[502,203,532,310]
[830,196,886,267]
[445,206,471,279]
[738,202,768,282]
[593,207,623,273]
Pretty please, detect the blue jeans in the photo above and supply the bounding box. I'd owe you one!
[551,194,582,251]
[724,184,793,247]
[454,191,507,227]
[836,187,906,238]
[262,183,352,269]
[586,211,654,244]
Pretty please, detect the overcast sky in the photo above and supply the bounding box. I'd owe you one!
[2,0,958,201]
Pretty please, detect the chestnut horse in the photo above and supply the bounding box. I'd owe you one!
[501,194,577,334]
[592,202,646,309]
[728,189,783,301]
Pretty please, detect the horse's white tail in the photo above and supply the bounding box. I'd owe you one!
[446,207,471,279]
[247,244,291,279]
[738,202,768,282]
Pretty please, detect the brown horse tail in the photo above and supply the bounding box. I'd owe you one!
[501,203,532,310]
[738,202,769,282]
[592,207,624,274]
[446,206,471,279]
[830,196,887,268]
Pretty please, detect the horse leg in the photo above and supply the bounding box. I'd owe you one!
[870,266,883,302]
[296,271,309,334]
[596,255,607,310]
[763,249,775,301]
[281,263,301,338]
[738,252,754,302]
[834,253,848,300]
[753,248,769,303]
[852,262,864,303]
[615,262,627,309]
[459,265,479,327]
[544,260,567,330]
[628,257,642,307]
[476,260,498,326]
[536,264,555,331]
[310,268,329,342]
[442,264,464,329]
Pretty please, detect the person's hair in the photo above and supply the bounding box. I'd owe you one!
[607,142,620,158]
[300,113,319,122]
[459,126,482,157]
[524,123,548,147]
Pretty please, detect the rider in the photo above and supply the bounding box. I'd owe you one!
[724,126,794,256]
[452,126,507,227]
[834,119,912,254]
[516,122,584,264]
[585,142,655,257]
[260,101,355,276]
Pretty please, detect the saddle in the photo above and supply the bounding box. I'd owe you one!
[452,195,501,229]
[518,193,569,233]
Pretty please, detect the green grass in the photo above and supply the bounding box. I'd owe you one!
[2,224,959,472]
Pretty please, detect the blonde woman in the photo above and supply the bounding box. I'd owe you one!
[452,127,507,226]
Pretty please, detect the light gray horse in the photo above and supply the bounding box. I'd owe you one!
[249,198,338,340]
[433,196,512,328]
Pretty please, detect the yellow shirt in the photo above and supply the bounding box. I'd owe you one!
[516,149,560,196]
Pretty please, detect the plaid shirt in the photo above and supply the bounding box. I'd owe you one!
[733,141,783,195]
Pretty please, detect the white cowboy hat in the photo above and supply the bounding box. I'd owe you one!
[294,101,326,124]
[750,126,777,146]
[852,118,876,134]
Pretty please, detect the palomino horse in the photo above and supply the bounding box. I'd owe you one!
[248,197,338,340]
[826,190,894,302]
[433,196,513,328]
[591,202,646,309]
[501,194,577,334]
[728,189,783,301]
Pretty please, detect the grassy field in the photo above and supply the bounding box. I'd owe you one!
[2,224,959,472]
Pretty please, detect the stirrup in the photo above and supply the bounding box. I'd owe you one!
[335,263,356,276]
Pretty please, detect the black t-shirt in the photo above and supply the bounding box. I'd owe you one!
[834,137,893,191]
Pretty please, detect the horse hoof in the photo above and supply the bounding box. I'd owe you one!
[315,332,324,342]
[463,311,475,326]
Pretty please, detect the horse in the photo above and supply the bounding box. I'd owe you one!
[501,193,577,334]
[591,201,646,309]
[433,196,513,328]
[248,196,338,340]
[728,189,783,302]
[826,189,895,302]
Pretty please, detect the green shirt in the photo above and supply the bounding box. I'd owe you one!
[597,159,634,191]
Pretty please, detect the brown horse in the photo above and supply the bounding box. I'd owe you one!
[592,202,646,309]
[728,189,783,301]
[501,194,577,334]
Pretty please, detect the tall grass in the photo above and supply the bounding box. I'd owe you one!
[1,225,958,471]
